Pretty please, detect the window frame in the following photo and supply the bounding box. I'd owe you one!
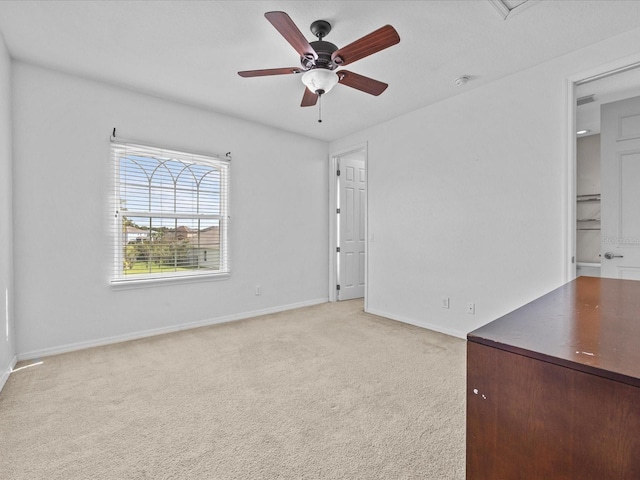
[110,139,230,286]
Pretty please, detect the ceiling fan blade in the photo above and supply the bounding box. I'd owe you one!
[265,11,318,61]
[338,70,388,96]
[332,25,400,66]
[238,67,301,78]
[301,87,318,107]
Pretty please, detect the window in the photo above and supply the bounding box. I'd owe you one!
[111,140,229,283]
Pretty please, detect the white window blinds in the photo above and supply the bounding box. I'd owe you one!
[111,140,229,283]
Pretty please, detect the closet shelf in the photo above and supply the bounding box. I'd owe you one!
[577,193,601,202]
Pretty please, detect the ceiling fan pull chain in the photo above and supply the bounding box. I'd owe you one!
[318,94,322,123]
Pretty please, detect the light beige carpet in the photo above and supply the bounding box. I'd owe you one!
[0,300,466,479]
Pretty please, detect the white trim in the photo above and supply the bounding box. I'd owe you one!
[0,355,17,394]
[576,262,601,268]
[487,0,510,20]
[565,52,640,283]
[16,298,329,362]
[564,76,576,283]
[111,272,230,289]
[487,0,539,21]
[575,61,640,87]
[328,154,338,302]
[366,307,467,340]
[363,144,369,312]
[328,143,368,307]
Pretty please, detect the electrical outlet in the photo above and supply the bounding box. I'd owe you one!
[255,285,262,296]
[441,297,450,309]
[466,302,475,314]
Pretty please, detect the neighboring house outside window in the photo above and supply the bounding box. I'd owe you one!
[111,140,229,283]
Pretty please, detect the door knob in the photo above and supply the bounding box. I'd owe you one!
[604,252,624,260]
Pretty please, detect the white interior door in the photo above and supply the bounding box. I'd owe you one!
[338,154,365,300]
[600,95,640,280]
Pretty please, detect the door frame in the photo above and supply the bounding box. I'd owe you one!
[565,54,640,283]
[328,143,368,305]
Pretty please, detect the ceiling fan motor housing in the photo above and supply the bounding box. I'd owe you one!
[301,40,339,70]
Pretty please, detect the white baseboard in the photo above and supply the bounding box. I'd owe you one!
[0,355,17,394]
[17,297,329,362]
[366,307,467,340]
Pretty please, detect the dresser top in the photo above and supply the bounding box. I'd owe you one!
[468,276,640,387]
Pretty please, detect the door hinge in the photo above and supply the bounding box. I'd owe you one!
[337,169,341,176]
[336,284,341,291]
[336,247,340,253]
[336,208,340,214]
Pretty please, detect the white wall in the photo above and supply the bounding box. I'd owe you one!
[12,62,329,359]
[0,33,16,390]
[331,27,640,338]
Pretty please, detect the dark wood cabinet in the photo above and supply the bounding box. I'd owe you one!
[466,276,640,479]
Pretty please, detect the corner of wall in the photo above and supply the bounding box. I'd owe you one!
[0,30,16,394]
[0,355,17,394]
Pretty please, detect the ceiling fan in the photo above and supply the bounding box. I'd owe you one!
[238,11,400,117]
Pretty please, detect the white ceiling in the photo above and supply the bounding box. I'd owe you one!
[2,1,640,142]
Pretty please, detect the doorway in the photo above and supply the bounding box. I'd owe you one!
[571,61,640,280]
[329,144,367,302]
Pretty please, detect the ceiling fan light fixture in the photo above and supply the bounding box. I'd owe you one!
[301,68,339,95]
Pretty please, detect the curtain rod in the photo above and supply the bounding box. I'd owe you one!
[110,128,231,161]
[575,61,640,86]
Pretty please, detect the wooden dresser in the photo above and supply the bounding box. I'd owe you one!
[466,276,640,479]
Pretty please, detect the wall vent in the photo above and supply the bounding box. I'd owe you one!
[577,94,596,106]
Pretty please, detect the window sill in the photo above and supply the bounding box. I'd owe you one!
[110,272,230,290]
